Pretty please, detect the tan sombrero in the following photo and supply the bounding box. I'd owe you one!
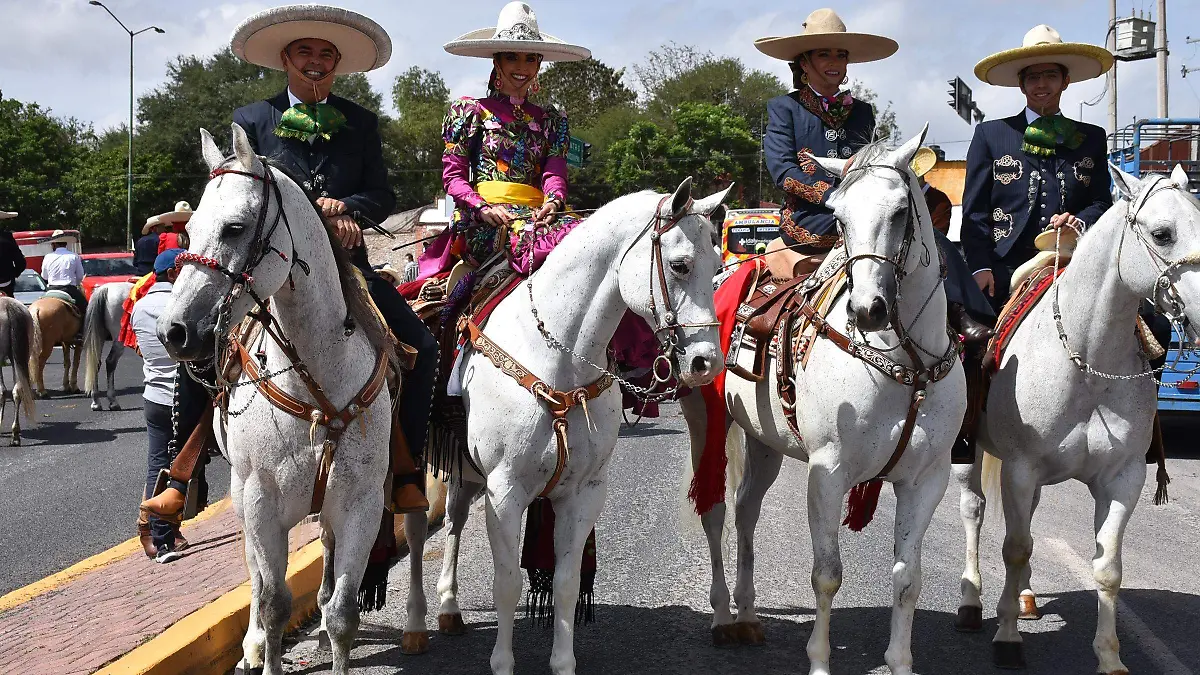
[975,24,1113,87]
[141,216,162,235]
[231,4,392,75]
[754,8,898,63]
[1011,227,1080,289]
[376,264,405,285]
[443,2,591,62]
[910,147,937,178]
[142,201,193,235]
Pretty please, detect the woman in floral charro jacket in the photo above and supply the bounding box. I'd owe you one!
[420,1,591,281]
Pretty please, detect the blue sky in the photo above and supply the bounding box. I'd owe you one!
[3,0,1199,160]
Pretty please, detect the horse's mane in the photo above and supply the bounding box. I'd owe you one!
[835,140,894,194]
[250,157,395,367]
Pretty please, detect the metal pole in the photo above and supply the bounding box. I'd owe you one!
[127,32,134,251]
[1108,0,1118,145]
[1157,0,1168,118]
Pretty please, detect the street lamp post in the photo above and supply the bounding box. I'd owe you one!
[88,1,164,251]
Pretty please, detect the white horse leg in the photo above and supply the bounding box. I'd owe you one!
[548,481,608,675]
[992,460,1038,669]
[1089,460,1144,675]
[240,482,291,675]
[241,535,267,672]
[806,461,848,675]
[680,389,735,644]
[731,435,783,645]
[437,478,482,635]
[886,466,951,675]
[401,510,431,654]
[1018,486,1042,620]
[324,506,379,675]
[315,529,336,651]
[485,474,532,675]
[953,461,985,631]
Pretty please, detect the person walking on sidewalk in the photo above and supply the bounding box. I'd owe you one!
[131,248,197,563]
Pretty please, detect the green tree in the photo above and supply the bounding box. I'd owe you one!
[536,58,636,130]
[851,81,901,145]
[0,92,88,229]
[384,66,451,209]
[65,140,178,245]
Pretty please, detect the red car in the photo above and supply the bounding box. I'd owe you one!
[81,252,140,300]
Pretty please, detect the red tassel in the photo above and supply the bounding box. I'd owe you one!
[688,383,729,515]
[843,480,883,532]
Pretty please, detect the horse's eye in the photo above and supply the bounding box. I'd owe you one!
[221,223,246,239]
[670,260,691,276]
[1152,228,1174,246]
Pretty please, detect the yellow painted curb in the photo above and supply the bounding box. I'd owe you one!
[94,537,324,675]
[0,497,232,614]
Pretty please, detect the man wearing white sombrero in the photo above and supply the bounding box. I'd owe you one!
[961,25,1114,312]
[134,201,193,275]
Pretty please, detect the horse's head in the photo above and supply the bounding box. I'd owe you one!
[158,124,309,361]
[1111,163,1200,331]
[811,125,930,332]
[618,178,730,387]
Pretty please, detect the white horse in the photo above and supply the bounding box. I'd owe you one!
[82,280,133,411]
[158,125,428,675]
[954,164,1200,673]
[432,178,728,675]
[679,128,966,675]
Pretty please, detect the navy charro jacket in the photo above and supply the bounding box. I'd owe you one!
[763,89,876,254]
[960,110,1111,273]
[232,91,396,270]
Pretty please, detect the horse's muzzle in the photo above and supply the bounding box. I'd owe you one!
[678,344,724,387]
[853,296,890,333]
[159,319,214,362]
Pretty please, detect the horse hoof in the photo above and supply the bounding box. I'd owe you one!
[317,629,330,651]
[1018,594,1041,621]
[710,623,738,648]
[10,438,19,447]
[110,402,121,411]
[90,403,102,412]
[954,605,984,633]
[234,663,264,675]
[401,630,430,655]
[734,620,766,646]
[438,612,467,635]
[992,641,1026,669]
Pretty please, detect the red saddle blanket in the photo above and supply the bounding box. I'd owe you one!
[985,265,1065,373]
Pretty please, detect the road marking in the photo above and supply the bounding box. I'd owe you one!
[1042,537,1193,675]
[0,497,231,613]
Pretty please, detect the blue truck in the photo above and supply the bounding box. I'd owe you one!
[1108,118,1200,413]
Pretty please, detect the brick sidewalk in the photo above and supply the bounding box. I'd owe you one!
[0,500,319,675]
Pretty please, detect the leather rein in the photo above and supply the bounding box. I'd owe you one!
[782,163,961,481]
[176,162,389,512]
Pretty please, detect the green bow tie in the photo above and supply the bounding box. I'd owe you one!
[274,102,348,143]
[1022,114,1084,158]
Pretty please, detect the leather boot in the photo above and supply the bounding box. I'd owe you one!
[390,417,429,514]
[141,486,186,519]
[136,512,156,559]
[949,303,994,345]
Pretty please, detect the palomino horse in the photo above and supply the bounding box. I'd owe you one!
[954,164,1200,673]
[680,128,966,675]
[158,125,427,675]
[29,295,82,397]
[0,297,35,444]
[82,281,134,411]
[432,178,727,675]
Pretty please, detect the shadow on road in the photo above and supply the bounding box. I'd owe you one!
[19,420,145,446]
[619,423,684,439]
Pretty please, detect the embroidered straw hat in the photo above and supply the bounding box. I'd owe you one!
[231,4,392,75]
[975,24,1114,87]
[754,8,898,63]
[443,2,591,62]
[910,147,938,178]
[1011,227,1080,290]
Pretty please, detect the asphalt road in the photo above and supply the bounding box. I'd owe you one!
[277,411,1200,675]
[0,347,230,595]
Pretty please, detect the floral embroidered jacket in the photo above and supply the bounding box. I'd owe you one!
[441,94,570,214]
[960,110,1111,276]
[763,87,876,254]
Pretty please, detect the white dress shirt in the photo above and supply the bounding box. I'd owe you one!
[41,247,85,286]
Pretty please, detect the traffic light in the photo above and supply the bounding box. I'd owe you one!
[947,76,973,124]
[582,142,592,167]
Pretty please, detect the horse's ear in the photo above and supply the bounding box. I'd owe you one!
[1171,164,1191,191]
[893,122,929,171]
[692,183,734,217]
[809,154,848,178]
[200,128,223,172]
[230,122,263,174]
[670,177,694,219]
[1109,162,1140,200]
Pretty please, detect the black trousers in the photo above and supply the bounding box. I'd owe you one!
[144,400,178,548]
[364,274,438,463]
[165,365,211,502]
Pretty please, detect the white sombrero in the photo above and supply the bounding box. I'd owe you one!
[910,147,937,178]
[142,201,194,234]
[443,2,591,62]
[0,211,16,220]
[48,229,72,245]
[975,24,1113,87]
[754,8,898,64]
[231,4,392,75]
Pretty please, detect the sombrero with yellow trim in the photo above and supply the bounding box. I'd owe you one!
[754,8,898,64]
[975,24,1113,88]
[910,147,937,178]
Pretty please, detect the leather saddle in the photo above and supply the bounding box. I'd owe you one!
[726,273,810,382]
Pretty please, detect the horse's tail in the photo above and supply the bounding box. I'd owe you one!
[981,450,1003,519]
[82,287,109,396]
[29,304,43,375]
[7,302,34,419]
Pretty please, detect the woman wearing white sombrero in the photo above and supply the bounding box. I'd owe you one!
[961,24,1114,311]
[424,1,590,282]
[756,8,895,280]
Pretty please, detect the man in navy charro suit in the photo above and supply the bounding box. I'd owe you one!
[963,25,1115,312]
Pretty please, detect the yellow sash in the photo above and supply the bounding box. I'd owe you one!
[476,181,544,209]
